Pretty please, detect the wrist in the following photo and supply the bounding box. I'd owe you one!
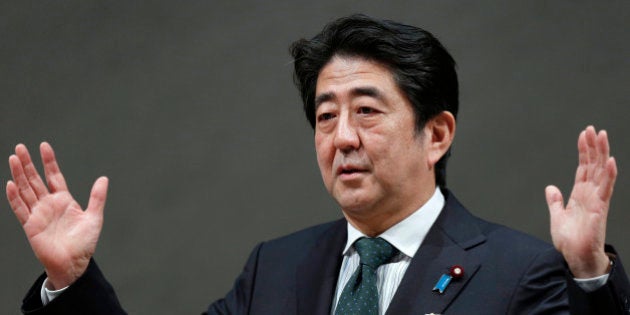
[41,278,69,305]
[568,252,611,278]
[45,262,87,290]
[45,274,77,290]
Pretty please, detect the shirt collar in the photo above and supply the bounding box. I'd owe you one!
[342,188,445,258]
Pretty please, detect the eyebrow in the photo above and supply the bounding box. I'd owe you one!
[314,92,334,108]
[314,86,384,109]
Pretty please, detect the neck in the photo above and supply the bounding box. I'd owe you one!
[342,187,436,237]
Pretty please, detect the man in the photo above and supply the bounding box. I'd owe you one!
[6,14,629,314]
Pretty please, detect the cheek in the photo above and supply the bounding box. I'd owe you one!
[314,134,334,175]
[368,131,424,176]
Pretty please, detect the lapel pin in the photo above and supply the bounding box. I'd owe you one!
[432,265,464,294]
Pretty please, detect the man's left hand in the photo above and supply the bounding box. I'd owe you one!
[546,126,617,278]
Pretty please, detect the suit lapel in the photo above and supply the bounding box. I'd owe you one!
[296,219,347,315]
[386,191,485,314]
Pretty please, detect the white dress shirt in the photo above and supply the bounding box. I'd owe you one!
[330,188,445,315]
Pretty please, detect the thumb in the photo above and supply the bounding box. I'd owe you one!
[86,176,108,219]
[545,185,564,215]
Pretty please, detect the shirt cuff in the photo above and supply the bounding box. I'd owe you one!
[40,278,69,305]
[573,273,610,292]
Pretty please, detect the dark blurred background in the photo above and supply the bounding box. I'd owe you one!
[1,1,628,314]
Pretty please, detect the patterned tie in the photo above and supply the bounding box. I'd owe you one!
[335,237,398,315]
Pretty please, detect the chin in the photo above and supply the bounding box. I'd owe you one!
[330,181,385,212]
[334,194,376,214]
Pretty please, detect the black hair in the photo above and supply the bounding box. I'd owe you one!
[290,14,458,187]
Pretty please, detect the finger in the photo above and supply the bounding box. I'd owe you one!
[598,157,617,202]
[575,130,588,183]
[9,154,38,210]
[596,130,610,166]
[86,176,108,220]
[590,130,611,186]
[40,142,69,193]
[15,144,49,198]
[6,181,30,225]
[545,185,565,215]
[584,126,598,166]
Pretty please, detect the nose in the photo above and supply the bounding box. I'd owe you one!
[333,112,360,152]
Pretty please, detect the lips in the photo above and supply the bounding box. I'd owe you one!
[336,165,368,176]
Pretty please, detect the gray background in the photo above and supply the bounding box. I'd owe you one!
[1,1,628,314]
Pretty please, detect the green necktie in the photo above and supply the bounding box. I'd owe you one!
[335,237,398,315]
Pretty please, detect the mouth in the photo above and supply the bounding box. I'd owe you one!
[336,165,368,177]
[340,168,361,174]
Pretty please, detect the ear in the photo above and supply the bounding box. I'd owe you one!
[425,111,456,168]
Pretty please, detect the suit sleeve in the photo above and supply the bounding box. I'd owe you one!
[19,243,265,315]
[507,247,569,314]
[566,245,630,315]
[21,259,127,315]
[508,245,630,315]
[205,242,263,315]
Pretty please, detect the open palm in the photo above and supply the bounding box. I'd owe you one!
[546,126,616,278]
[6,142,108,289]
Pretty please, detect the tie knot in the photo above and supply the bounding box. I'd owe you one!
[354,237,397,269]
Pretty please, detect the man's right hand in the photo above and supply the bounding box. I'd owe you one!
[6,142,107,290]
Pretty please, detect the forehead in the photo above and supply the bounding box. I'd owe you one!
[315,56,398,98]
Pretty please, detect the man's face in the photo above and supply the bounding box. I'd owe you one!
[314,56,436,223]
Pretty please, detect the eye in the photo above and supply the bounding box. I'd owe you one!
[317,112,335,122]
[358,107,376,115]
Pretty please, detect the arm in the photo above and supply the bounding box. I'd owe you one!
[6,142,124,313]
[507,245,630,315]
[205,242,262,315]
[22,259,126,315]
[565,245,630,315]
[545,126,615,278]
[545,126,630,313]
[6,142,106,289]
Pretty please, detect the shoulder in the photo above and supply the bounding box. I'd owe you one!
[442,189,555,256]
[461,204,568,295]
[260,219,345,251]
[467,206,561,268]
[478,217,554,253]
[237,219,346,287]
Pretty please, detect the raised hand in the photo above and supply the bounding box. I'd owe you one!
[546,126,617,278]
[6,142,108,289]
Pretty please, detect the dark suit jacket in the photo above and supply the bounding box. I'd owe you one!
[21,190,630,314]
